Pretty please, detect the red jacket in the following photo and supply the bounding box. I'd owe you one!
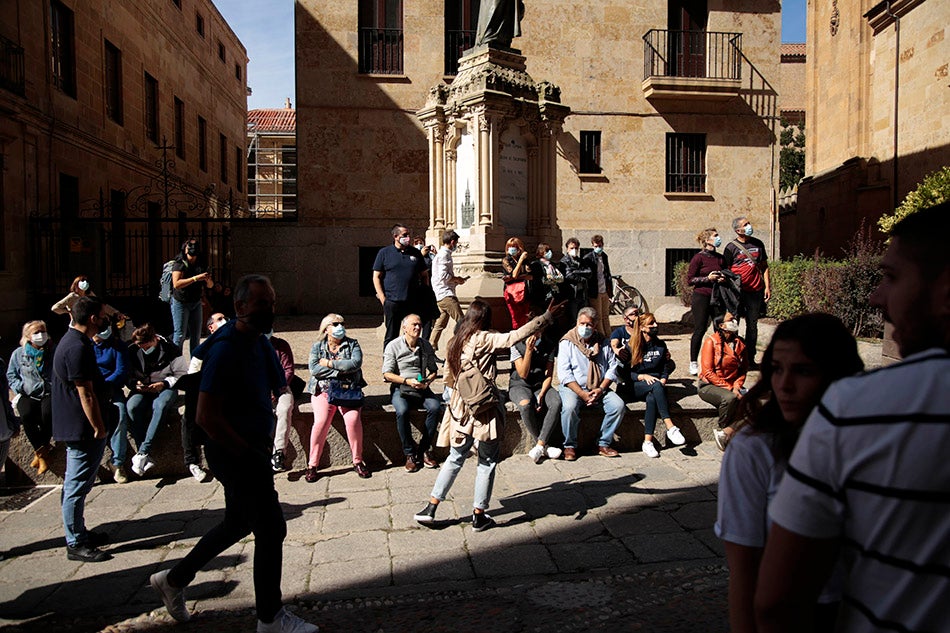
[699,333,748,390]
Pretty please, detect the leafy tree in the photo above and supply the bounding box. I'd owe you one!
[878,166,950,234]
[779,121,805,191]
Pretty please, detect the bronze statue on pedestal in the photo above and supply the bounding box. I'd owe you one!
[475,0,525,48]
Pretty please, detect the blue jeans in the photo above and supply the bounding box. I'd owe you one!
[109,397,130,467]
[430,433,500,511]
[62,438,107,547]
[171,298,203,354]
[559,386,625,448]
[391,386,443,457]
[128,388,179,455]
[618,380,671,436]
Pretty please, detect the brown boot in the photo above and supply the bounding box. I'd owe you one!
[35,445,51,475]
[31,452,40,469]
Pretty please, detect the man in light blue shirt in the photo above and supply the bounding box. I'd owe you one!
[557,307,625,461]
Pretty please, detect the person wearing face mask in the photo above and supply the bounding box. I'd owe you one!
[411,236,440,341]
[501,236,533,328]
[723,217,770,368]
[696,312,748,451]
[51,275,124,322]
[92,321,131,483]
[126,324,188,477]
[582,235,614,337]
[429,230,468,353]
[151,275,318,633]
[527,242,566,317]
[7,320,56,475]
[615,313,687,458]
[170,239,214,356]
[560,237,591,324]
[305,313,369,482]
[373,224,429,349]
[686,228,728,376]
[557,307,625,461]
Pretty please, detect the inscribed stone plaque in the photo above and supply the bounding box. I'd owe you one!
[498,125,527,235]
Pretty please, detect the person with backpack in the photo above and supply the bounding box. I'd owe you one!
[169,239,214,356]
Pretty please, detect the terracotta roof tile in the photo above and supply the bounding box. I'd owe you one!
[781,43,806,59]
[248,108,296,133]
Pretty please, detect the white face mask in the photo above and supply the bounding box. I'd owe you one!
[743,224,754,237]
[77,280,90,292]
[544,250,553,260]
[722,320,739,333]
[31,332,49,347]
[576,324,593,339]
[568,248,578,257]
[215,318,228,330]
[398,236,411,247]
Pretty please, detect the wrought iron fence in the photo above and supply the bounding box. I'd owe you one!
[643,30,742,81]
[358,27,404,74]
[0,33,25,96]
[444,29,476,75]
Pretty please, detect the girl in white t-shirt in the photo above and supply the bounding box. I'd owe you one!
[715,313,863,633]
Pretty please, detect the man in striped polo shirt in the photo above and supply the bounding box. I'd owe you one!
[755,202,950,633]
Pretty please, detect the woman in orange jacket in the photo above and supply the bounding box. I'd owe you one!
[697,312,748,450]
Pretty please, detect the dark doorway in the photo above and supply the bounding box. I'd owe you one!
[668,0,707,78]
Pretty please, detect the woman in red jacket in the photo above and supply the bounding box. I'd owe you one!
[697,312,748,450]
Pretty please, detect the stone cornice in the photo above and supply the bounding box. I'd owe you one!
[864,0,926,34]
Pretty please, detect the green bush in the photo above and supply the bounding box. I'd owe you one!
[674,260,692,307]
[878,166,950,234]
[768,257,811,320]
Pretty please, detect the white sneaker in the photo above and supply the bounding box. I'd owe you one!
[642,440,659,458]
[714,429,731,452]
[666,426,686,446]
[257,607,319,633]
[150,569,190,622]
[689,361,699,375]
[131,453,147,476]
[528,444,545,464]
[545,446,563,460]
[189,463,210,483]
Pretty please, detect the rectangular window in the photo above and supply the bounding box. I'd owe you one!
[218,41,226,62]
[234,63,241,81]
[144,72,159,142]
[579,131,602,174]
[50,0,76,98]
[219,133,227,183]
[197,116,207,172]
[104,40,123,125]
[174,97,185,159]
[358,0,404,74]
[195,12,205,37]
[444,0,479,75]
[234,146,243,192]
[281,145,297,210]
[665,133,706,193]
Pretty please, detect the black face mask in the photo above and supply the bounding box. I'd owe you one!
[243,308,275,334]
[186,245,198,257]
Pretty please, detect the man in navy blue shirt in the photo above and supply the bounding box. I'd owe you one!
[373,224,428,348]
[149,275,317,633]
[53,296,113,562]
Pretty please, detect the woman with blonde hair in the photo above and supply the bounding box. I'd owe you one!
[501,237,533,328]
[616,312,687,458]
[7,320,56,474]
[305,313,369,482]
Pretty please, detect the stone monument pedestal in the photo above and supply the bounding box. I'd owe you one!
[417,45,571,308]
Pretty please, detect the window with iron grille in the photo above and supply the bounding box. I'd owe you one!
[445,0,478,75]
[580,131,602,174]
[358,0,403,74]
[50,1,76,98]
[144,73,159,142]
[195,12,205,38]
[197,116,207,172]
[219,133,228,183]
[174,97,185,159]
[665,133,706,193]
[282,145,297,210]
[104,40,123,125]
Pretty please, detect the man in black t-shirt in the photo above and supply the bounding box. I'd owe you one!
[53,296,113,562]
[372,224,428,348]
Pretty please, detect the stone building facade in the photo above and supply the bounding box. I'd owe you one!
[780,43,806,126]
[781,0,949,257]
[279,0,781,315]
[0,0,247,340]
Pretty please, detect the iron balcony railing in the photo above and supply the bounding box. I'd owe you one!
[643,29,742,81]
[358,27,404,75]
[444,29,476,75]
[0,33,25,96]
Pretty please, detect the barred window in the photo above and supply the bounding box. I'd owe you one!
[358,0,404,74]
[50,0,76,98]
[445,0,479,75]
[579,131,602,174]
[144,73,159,142]
[174,97,185,159]
[665,133,706,193]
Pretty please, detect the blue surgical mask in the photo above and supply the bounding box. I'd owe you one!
[593,246,603,254]
[507,247,518,256]
[331,324,346,339]
[544,250,553,260]
[97,326,113,340]
[713,235,722,248]
[143,343,158,355]
[265,330,274,340]
[744,224,754,237]
[577,324,593,339]
[78,280,90,291]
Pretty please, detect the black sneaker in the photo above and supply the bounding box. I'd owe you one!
[66,544,112,562]
[414,502,438,523]
[271,450,286,473]
[471,512,495,532]
[87,530,109,547]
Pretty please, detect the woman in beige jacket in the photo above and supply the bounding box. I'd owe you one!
[414,298,562,531]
